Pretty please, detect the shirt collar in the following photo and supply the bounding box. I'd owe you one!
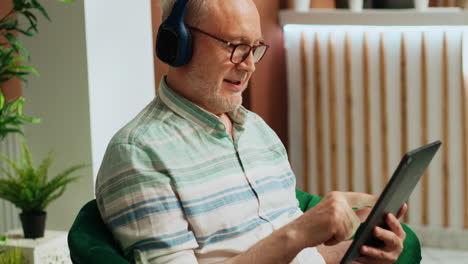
[158,77,249,133]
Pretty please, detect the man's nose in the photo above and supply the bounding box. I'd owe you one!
[238,51,256,73]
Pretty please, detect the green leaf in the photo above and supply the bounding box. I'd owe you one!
[36,150,54,185]
[22,11,38,24]
[0,152,22,176]
[2,100,14,114]
[5,120,24,126]
[0,165,16,181]
[0,14,14,25]
[7,65,39,76]
[16,28,35,37]
[11,38,30,60]
[0,20,18,31]
[21,10,39,33]
[3,33,17,47]
[0,92,4,109]
[31,0,51,21]
[20,140,34,169]
[1,49,15,65]
[9,56,28,64]
[8,97,24,112]
[7,71,29,76]
[54,164,88,182]
[18,115,40,124]
[16,97,24,114]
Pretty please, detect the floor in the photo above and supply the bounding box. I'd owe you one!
[421,247,468,264]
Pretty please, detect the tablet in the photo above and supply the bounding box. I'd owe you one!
[340,140,441,264]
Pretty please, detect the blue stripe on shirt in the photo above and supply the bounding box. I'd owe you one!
[112,173,296,227]
[110,200,182,228]
[184,175,295,216]
[197,206,298,247]
[125,232,196,255]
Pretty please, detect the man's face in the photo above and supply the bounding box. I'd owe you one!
[184,0,263,115]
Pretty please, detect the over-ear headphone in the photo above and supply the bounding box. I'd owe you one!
[156,0,192,67]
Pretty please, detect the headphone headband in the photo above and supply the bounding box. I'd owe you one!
[167,0,189,22]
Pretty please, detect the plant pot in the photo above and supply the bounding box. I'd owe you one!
[19,211,46,239]
[292,0,310,11]
[335,0,371,8]
[336,0,413,8]
[371,0,413,8]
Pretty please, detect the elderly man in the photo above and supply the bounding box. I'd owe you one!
[95,0,412,263]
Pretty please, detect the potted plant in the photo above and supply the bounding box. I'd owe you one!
[1,0,76,138]
[0,140,87,238]
[0,0,77,238]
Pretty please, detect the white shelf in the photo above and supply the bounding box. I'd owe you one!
[279,8,468,26]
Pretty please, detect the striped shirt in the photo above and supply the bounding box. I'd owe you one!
[95,78,325,264]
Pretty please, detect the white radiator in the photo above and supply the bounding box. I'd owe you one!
[284,25,468,249]
[0,133,21,233]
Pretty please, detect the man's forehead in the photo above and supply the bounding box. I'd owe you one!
[229,35,265,44]
[204,0,262,43]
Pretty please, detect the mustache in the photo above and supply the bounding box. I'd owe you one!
[232,70,249,83]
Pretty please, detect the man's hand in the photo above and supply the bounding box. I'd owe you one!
[292,191,378,248]
[354,204,408,264]
[221,191,378,264]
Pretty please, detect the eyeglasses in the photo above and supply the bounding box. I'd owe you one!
[188,26,269,65]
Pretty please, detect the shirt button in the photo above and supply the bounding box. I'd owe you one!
[217,124,225,131]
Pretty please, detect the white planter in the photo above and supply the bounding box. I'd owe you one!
[349,0,363,12]
[414,0,429,11]
[293,0,310,12]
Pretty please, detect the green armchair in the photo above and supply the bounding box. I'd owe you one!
[68,190,421,263]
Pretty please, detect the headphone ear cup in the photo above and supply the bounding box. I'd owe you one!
[156,25,180,65]
[155,0,192,67]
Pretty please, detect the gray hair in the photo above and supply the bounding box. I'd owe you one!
[159,0,208,26]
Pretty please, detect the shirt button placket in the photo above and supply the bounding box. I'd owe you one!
[235,143,269,223]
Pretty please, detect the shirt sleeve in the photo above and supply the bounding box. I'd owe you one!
[95,142,199,263]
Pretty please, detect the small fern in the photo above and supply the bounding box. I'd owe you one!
[0,140,87,212]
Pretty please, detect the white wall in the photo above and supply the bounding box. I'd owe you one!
[22,0,155,231]
[84,0,156,179]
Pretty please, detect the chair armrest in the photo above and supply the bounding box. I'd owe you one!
[68,200,129,264]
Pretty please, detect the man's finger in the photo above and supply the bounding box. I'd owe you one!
[340,192,378,209]
[360,245,399,263]
[355,256,387,264]
[386,213,406,240]
[396,203,408,219]
[373,226,401,250]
